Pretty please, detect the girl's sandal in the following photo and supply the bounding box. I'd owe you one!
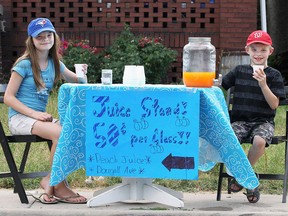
[229,178,244,193]
[243,187,260,203]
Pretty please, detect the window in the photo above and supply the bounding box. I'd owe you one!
[116,17,121,23]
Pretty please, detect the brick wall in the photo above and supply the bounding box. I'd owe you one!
[0,0,12,83]
[219,0,258,50]
[0,0,257,84]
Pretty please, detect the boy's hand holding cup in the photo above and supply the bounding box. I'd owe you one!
[252,65,266,86]
[74,64,88,83]
[252,65,264,75]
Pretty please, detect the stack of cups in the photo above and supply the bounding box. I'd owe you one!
[137,66,146,86]
[123,65,146,86]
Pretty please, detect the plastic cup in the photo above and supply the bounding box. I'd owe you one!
[101,69,113,85]
[136,65,146,86]
[74,64,86,78]
[252,65,264,73]
[123,65,137,85]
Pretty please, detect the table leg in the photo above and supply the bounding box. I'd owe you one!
[87,178,184,208]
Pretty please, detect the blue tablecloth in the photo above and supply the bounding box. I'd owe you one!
[50,84,259,190]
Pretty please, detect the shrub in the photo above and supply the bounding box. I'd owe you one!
[60,26,177,84]
[60,39,102,83]
[97,25,178,84]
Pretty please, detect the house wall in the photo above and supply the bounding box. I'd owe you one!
[0,0,258,84]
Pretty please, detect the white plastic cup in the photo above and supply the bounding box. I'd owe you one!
[136,65,146,86]
[101,69,113,85]
[252,65,264,73]
[74,64,86,78]
[123,65,137,85]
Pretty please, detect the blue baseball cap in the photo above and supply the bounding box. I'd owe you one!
[27,18,56,37]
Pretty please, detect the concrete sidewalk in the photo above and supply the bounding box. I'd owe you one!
[0,188,287,216]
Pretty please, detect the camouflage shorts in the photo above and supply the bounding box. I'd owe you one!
[231,121,274,147]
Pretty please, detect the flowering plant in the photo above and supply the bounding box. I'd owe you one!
[98,25,177,84]
[60,39,101,82]
[60,25,177,84]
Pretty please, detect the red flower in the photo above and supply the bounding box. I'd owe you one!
[59,39,98,56]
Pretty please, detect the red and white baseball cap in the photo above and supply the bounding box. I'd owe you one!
[246,30,272,46]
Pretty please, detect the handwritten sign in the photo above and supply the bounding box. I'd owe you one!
[85,88,200,180]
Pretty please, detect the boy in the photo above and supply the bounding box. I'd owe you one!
[221,30,286,203]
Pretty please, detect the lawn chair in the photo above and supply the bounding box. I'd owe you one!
[217,86,288,203]
[0,84,53,204]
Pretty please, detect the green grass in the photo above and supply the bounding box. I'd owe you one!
[0,90,286,194]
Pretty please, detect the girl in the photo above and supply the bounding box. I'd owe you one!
[4,18,87,204]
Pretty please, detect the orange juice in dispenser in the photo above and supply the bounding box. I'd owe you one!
[183,37,216,87]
